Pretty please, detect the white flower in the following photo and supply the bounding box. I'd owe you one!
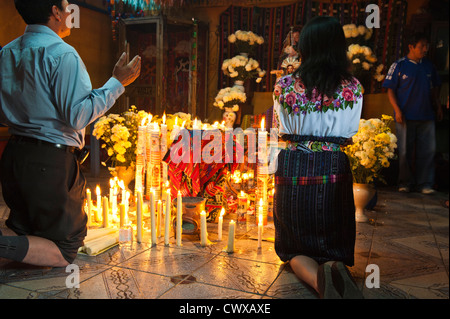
[362,62,371,70]
[353,58,361,64]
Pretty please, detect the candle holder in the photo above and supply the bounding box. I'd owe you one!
[172,197,207,238]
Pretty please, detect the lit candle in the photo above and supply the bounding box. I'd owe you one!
[136,190,143,243]
[157,199,162,237]
[150,188,156,246]
[86,188,92,227]
[259,198,267,225]
[119,203,126,228]
[218,207,224,241]
[226,220,235,253]
[161,112,168,183]
[102,196,109,228]
[237,191,248,223]
[95,185,101,222]
[135,118,147,195]
[171,116,180,141]
[164,189,171,246]
[176,190,182,246]
[258,213,263,249]
[200,210,207,247]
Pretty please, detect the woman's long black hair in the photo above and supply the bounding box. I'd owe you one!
[294,16,352,98]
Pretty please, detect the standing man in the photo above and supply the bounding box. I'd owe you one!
[383,32,442,194]
[0,0,141,267]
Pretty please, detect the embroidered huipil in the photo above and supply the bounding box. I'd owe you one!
[273,75,363,148]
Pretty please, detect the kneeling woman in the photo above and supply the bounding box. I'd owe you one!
[272,16,364,299]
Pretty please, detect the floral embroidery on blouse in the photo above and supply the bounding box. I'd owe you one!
[273,75,363,115]
[285,140,342,152]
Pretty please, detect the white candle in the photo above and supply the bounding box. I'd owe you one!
[95,185,101,222]
[161,113,168,183]
[119,203,125,228]
[176,190,182,246]
[258,213,263,249]
[102,196,109,228]
[226,220,235,253]
[218,207,224,241]
[86,189,92,227]
[150,189,156,246]
[157,199,162,237]
[200,210,207,247]
[136,190,143,243]
[164,189,171,246]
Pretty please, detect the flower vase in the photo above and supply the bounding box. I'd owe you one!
[352,183,375,222]
[223,107,237,128]
[111,166,135,191]
[233,80,245,91]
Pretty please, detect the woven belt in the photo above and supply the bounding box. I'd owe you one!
[10,135,81,156]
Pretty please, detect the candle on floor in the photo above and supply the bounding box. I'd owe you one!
[258,213,263,249]
[95,185,101,222]
[119,203,125,228]
[136,190,143,243]
[176,190,182,246]
[218,207,224,241]
[86,188,92,227]
[200,210,207,247]
[102,196,109,228]
[157,199,162,237]
[150,189,156,246]
[164,189,171,246]
[226,220,235,253]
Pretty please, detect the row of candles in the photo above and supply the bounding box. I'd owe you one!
[84,179,270,252]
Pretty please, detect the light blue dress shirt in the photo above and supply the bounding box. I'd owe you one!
[0,25,124,148]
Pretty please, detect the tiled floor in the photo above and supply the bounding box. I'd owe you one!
[0,167,448,300]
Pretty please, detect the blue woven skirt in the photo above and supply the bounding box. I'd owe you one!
[273,135,356,266]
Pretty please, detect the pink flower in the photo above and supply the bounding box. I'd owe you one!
[285,92,297,107]
[342,88,354,101]
[273,85,282,96]
[323,95,333,106]
[293,79,305,94]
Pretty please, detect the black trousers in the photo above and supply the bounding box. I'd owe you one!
[0,138,87,263]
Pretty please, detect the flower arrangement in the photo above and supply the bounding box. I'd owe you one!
[228,30,264,55]
[221,55,266,83]
[93,105,147,169]
[343,24,385,90]
[93,107,194,169]
[343,115,397,184]
[213,86,247,111]
[343,24,373,43]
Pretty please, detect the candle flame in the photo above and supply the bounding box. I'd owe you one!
[181,120,186,128]
[166,189,171,194]
[162,112,166,124]
[220,207,225,217]
[175,117,178,126]
[86,188,91,194]
[96,185,101,195]
[118,180,125,190]
[260,116,265,130]
[178,190,181,195]
[240,190,245,196]
[109,178,114,188]
[141,117,147,126]
[153,122,159,130]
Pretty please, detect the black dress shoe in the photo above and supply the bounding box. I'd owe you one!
[317,261,342,299]
[332,261,364,299]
